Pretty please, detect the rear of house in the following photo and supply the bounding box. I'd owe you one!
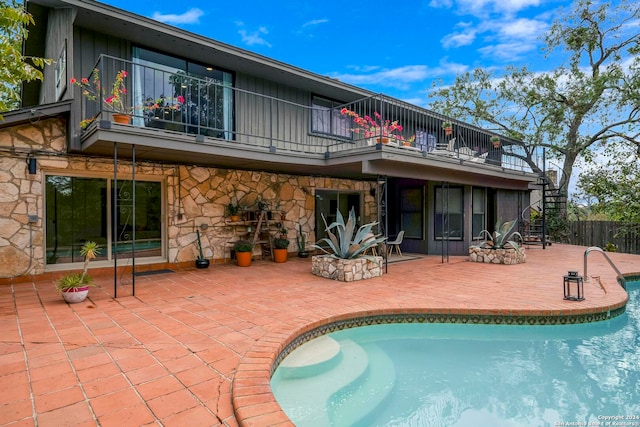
[0,0,538,279]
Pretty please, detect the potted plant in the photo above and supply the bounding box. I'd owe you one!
[195,229,210,269]
[273,228,290,263]
[256,198,272,219]
[491,135,501,148]
[226,202,240,222]
[296,224,309,258]
[233,239,254,267]
[339,108,413,144]
[442,121,453,136]
[469,219,526,265]
[70,69,132,124]
[56,241,100,303]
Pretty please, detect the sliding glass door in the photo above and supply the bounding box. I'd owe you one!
[45,175,162,265]
[314,190,362,241]
[132,47,234,139]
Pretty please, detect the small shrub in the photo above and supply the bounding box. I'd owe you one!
[234,239,254,252]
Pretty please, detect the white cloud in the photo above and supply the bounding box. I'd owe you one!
[428,0,453,8]
[445,0,541,17]
[238,26,272,48]
[442,29,477,48]
[331,61,469,89]
[151,8,203,25]
[302,19,329,28]
[496,17,548,40]
[473,17,548,60]
[477,41,538,61]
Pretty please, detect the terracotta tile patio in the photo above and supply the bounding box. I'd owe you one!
[1,244,638,426]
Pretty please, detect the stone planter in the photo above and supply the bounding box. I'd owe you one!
[311,255,383,282]
[468,246,526,265]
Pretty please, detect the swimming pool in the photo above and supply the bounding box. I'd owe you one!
[271,280,640,426]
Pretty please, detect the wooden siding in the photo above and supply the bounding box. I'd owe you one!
[40,8,74,104]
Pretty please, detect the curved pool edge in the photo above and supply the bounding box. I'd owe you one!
[231,290,631,427]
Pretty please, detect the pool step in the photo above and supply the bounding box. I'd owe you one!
[328,342,396,426]
[271,338,369,426]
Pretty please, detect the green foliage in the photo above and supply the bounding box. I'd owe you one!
[226,203,239,216]
[55,273,94,292]
[273,237,290,249]
[312,208,386,260]
[233,239,253,252]
[296,224,306,252]
[429,0,640,207]
[577,155,640,224]
[195,230,205,260]
[473,220,523,252]
[56,241,100,292]
[0,2,52,118]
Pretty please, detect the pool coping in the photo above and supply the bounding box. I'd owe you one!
[231,276,636,426]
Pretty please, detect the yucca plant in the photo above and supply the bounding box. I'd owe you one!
[312,208,386,260]
[475,219,523,252]
[56,241,100,292]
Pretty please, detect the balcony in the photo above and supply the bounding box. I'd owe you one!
[76,55,535,181]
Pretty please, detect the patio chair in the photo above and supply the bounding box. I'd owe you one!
[387,231,404,257]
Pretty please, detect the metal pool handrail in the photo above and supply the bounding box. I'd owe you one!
[584,246,626,290]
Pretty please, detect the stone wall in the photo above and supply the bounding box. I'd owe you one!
[468,246,526,265]
[0,118,67,278]
[0,118,377,279]
[311,255,384,282]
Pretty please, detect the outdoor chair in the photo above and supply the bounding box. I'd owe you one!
[387,231,404,257]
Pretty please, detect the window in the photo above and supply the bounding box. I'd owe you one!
[132,47,234,139]
[472,188,486,238]
[314,190,361,241]
[434,186,463,240]
[45,175,162,265]
[311,96,351,138]
[400,187,424,238]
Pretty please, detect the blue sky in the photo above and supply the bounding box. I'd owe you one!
[100,0,573,107]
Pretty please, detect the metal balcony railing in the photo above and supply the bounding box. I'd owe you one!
[78,55,534,173]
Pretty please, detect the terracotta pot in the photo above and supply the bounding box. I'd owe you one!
[273,248,288,263]
[229,215,239,222]
[61,286,90,303]
[112,114,130,124]
[236,251,252,267]
[444,127,453,136]
[492,140,500,148]
[376,137,389,144]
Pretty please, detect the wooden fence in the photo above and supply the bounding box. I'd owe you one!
[567,221,640,255]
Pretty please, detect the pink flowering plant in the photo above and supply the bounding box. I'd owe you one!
[70,69,132,115]
[340,108,414,143]
[144,94,185,113]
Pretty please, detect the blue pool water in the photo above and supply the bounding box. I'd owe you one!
[271,280,640,426]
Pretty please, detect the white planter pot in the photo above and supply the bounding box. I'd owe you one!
[61,286,90,303]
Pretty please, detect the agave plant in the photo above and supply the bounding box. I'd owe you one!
[312,208,386,260]
[475,219,523,252]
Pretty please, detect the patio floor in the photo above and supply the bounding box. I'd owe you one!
[1,244,638,426]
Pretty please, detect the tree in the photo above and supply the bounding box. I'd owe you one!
[576,153,640,224]
[430,0,640,205]
[0,0,51,119]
